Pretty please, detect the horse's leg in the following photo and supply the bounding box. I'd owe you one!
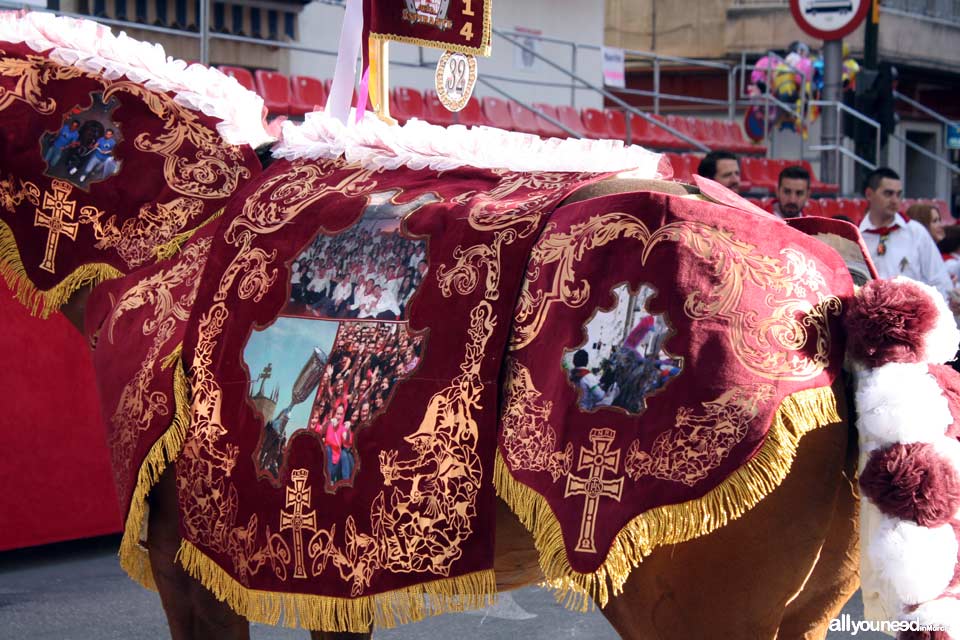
[147,466,250,640]
[600,412,853,639]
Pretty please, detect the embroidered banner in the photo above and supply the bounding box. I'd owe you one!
[498,190,853,602]
[366,0,492,56]
[0,41,262,315]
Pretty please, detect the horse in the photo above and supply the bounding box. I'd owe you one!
[50,176,861,640]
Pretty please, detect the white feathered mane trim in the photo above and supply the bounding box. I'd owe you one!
[274,108,666,174]
[0,10,273,148]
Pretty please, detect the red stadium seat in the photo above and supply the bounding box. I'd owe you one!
[605,109,628,141]
[581,107,611,139]
[255,70,290,117]
[508,100,540,135]
[838,198,867,225]
[663,115,695,150]
[555,105,586,138]
[454,95,488,127]
[634,113,671,148]
[532,103,565,138]
[481,96,514,130]
[740,157,772,193]
[423,91,456,126]
[391,86,425,124]
[218,65,256,92]
[289,75,326,117]
[799,160,839,195]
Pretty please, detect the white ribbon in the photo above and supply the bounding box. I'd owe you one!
[325,0,363,124]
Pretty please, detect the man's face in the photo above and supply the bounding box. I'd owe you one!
[866,178,903,218]
[714,159,741,192]
[105,130,114,139]
[776,178,810,218]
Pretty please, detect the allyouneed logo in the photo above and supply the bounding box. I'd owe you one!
[829,614,947,635]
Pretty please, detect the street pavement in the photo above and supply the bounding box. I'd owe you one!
[0,535,886,639]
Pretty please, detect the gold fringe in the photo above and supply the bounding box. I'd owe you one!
[0,218,123,318]
[117,356,192,591]
[494,385,842,611]
[177,541,497,632]
[154,207,225,262]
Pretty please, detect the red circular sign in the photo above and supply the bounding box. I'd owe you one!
[790,0,871,41]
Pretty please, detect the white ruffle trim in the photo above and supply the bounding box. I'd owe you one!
[274,109,665,174]
[0,11,273,148]
[854,278,960,637]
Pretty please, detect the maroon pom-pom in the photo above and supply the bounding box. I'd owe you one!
[860,442,960,527]
[930,364,960,439]
[846,279,938,367]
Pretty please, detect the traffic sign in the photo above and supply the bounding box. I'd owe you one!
[948,123,960,150]
[790,0,871,41]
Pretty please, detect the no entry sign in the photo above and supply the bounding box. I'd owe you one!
[790,0,871,40]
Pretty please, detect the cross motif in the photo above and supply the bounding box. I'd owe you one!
[280,468,317,579]
[256,363,273,396]
[34,180,78,274]
[564,428,624,554]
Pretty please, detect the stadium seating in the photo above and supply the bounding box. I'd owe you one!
[423,91,456,126]
[581,107,610,139]
[218,65,256,92]
[289,75,326,117]
[254,70,290,117]
[532,103,565,138]
[554,105,586,138]
[481,96,514,130]
[454,95,489,127]
[507,100,540,135]
[391,86,425,123]
[798,160,839,195]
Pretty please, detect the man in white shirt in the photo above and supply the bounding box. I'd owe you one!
[771,165,811,219]
[858,167,953,300]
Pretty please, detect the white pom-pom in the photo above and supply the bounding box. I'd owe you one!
[867,511,958,607]
[856,364,952,445]
[907,598,960,636]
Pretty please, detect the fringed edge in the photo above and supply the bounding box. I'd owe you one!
[494,385,841,611]
[0,219,123,318]
[154,207,225,262]
[118,350,190,591]
[176,541,497,632]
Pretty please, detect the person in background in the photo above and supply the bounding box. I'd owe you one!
[907,202,947,245]
[771,165,811,219]
[858,168,953,301]
[696,150,741,193]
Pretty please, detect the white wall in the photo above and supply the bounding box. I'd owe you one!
[290,0,605,109]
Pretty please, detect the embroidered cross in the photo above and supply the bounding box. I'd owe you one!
[280,468,317,579]
[564,428,624,554]
[34,180,78,274]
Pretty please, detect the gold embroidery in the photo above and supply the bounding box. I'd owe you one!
[100,81,252,200]
[279,469,318,580]
[178,162,382,584]
[105,236,211,502]
[624,384,775,487]
[34,179,78,273]
[564,428,624,554]
[0,175,40,212]
[78,197,206,269]
[500,358,572,481]
[511,214,842,381]
[436,172,591,300]
[309,301,493,595]
[0,54,85,114]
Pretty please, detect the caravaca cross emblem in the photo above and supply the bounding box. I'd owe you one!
[564,428,624,554]
[34,179,78,274]
[280,469,318,579]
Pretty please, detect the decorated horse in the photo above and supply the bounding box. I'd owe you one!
[2,6,959,639]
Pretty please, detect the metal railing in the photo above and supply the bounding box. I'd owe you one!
[890,132,960,176]
[808,100,882,172]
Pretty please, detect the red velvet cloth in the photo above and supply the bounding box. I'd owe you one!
[0,43,261,293]
[365,0,492,55]
[0,280,120,550]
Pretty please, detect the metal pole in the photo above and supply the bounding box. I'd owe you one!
[199,0,209,65]
[653,57,660,115]
[820,39,843,185]
[727,68,735,120]
[571,43,577,107]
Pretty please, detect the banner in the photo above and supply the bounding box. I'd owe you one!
[366,0,492,57]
